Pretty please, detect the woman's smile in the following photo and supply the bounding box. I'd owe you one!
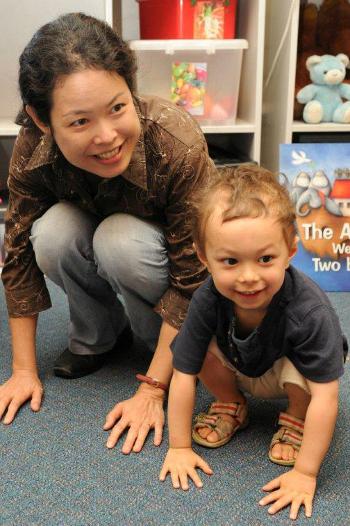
[93,143,124,163]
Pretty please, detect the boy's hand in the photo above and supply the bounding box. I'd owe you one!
[0,371,43,424]
[259,468,316,520]
[159,447,213,490]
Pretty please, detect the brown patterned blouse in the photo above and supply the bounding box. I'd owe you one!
[2,95,216,328]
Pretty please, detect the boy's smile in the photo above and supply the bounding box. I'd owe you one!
[199,211,296,318]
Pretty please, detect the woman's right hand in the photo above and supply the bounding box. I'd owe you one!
[0,370,43,424]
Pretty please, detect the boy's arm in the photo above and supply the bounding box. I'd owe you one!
[160,369,212,489]
[259,379,339,519]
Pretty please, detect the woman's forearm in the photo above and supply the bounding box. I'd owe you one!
[145,320,178,386]
[9,315,38,373]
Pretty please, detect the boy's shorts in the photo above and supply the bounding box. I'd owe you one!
[208,338,310,399]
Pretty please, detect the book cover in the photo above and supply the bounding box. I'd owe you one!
[280,143,350,291]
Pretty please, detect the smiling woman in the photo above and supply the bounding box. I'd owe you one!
[27,69,141,178]
[0,12,217,455]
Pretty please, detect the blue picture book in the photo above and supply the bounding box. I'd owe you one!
[280,143,350,291]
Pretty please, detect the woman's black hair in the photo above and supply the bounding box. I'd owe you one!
[16,12,137,127]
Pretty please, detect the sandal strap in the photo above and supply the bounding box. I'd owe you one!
[270,412,305,452]
[209,401,245,422]
[277,412,305,434]
[193,414,241,440]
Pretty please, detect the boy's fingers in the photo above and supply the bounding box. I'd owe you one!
[304,497,313,518]
[188,468,203,488]
[159,464,168,481]
[262,476,280,491]
[170,471,180,489]
[197,457,213,475]
[259,489,282,506]
[268,495,291,515]
[289,498,303,520]
[179,472,189,491]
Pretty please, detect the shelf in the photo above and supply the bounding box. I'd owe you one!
[0,119,20,136]
[201,118,256,134]
[292,120,350,133]
[130,39,248,55]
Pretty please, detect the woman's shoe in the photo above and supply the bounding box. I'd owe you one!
[53,324,133,379]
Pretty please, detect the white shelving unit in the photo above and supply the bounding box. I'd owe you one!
[129,0,266,163]
[261,0,350,171]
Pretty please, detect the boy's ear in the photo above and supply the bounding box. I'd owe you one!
[288,235,298,262]
[25,105,51,135]
[193,242,208,267]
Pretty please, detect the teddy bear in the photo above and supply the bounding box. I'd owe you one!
[294,0,350,121]
[296,53,350,123]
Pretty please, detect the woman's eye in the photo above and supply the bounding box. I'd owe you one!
[223,258,238,266]
[71,118,88,127]
[112,103,125,113]
[259,255,273,263]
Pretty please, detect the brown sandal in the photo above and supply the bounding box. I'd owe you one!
[269,412,305,466]
[192,401,249,448]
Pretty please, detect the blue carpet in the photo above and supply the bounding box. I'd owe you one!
[0,281,349,526]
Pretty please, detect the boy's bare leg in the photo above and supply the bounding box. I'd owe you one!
[271,382,311,463]
[197,344,246,443]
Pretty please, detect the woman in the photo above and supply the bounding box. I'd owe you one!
[0,13,216,453]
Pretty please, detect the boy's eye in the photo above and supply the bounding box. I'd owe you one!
[223,258,238,266]
[112,103,125,113]
[259,255,273,263]
[71,118,88,127]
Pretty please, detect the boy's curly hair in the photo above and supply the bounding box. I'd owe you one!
[191,164,297,255]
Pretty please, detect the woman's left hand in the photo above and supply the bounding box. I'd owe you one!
[103,383,166,453]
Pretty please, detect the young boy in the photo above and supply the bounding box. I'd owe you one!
[159,166,347,520]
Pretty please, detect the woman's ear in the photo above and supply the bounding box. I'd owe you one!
[25,105,51,135]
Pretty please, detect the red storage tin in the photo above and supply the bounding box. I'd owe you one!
[137,0,237,39]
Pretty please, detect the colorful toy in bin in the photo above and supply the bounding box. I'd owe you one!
[137,0,237,40]
[171,62,207,116]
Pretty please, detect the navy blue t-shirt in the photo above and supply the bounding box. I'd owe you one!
[171,266,347,382]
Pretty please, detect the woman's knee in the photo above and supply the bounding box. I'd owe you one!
[30,202,98,273]
[93,213,169,288]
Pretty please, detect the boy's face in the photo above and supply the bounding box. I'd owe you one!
[199,210,296,316]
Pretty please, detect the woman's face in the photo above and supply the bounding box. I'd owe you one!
[49,68,141,178]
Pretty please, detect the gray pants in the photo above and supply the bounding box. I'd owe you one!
[30,202,169,355]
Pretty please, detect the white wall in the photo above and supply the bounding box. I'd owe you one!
[0,0,111,121]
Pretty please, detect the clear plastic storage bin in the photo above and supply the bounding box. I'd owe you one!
[130,40,248,126]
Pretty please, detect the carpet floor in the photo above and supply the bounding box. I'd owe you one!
[1,281,349,526]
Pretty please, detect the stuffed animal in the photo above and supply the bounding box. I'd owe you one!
[297,53,350,123]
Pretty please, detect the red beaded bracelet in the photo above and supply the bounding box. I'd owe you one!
[136,373,168,392]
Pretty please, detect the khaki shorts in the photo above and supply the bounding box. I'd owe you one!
[208,338,310,399]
